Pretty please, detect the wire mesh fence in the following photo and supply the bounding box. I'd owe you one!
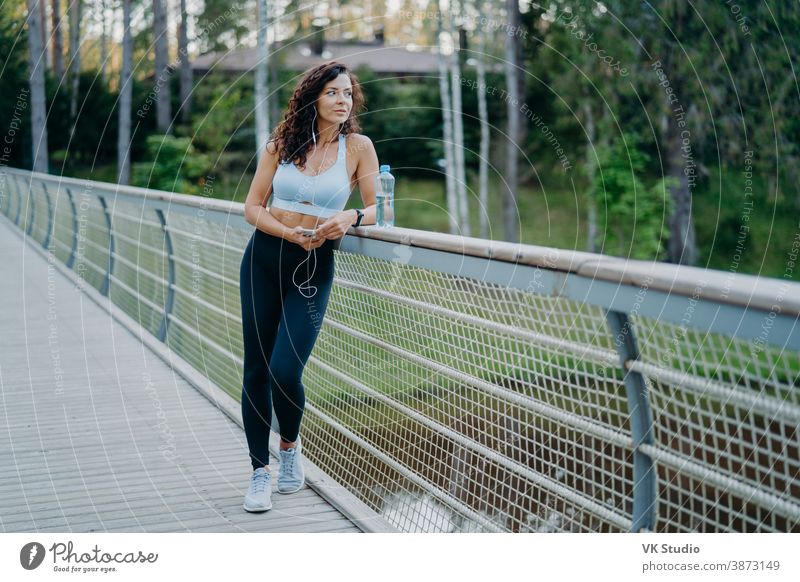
[2,167,798,533]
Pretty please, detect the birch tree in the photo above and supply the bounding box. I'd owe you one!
[475,0,490,239]
[99,0,108,85]
[27,0,50,173]
[38,0,48,70]
[449,0,469,235]
[51,0,65,79]
[503,0,522,243]
[117,0,133,184]
[178,0,192,122]
[68,0,82,140]
[255,0,270,158]
[153,0,171,133]
[436,4,458,234]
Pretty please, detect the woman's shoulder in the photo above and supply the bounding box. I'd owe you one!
[264,140,289,166]
[345,133,375,157]
[345,132,371,144]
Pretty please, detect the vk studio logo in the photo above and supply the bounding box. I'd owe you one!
[20,542,46,570]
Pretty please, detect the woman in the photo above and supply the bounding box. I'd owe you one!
[239,62,379,513]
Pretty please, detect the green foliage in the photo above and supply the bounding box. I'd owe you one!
[46,70,121,171]
[131,134,210,194]
[0,2,30,168]
[190,82,253,174]
[195,0,252,54]
[593,133,673,260]
[355,67,446,173]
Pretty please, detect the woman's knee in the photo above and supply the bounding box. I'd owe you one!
[269,361,302,393]
[242,354,270,389]
[272,371,305,412]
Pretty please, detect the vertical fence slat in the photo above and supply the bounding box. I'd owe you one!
[98,195,114,296]
[65,186,78,268]
[14,174,22,226]
[25,176,34,237]
[41,182,53,250]
[155,208,175,342]
[605,309,657,532]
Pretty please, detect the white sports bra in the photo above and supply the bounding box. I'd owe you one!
[270,133,351,218]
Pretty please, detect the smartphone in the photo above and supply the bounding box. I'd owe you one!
[300,228,317,238]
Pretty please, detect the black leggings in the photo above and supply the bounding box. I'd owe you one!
[239,227,338,470]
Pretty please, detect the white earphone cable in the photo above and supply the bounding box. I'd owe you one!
[290,108,330,299]
[292,245,318,298]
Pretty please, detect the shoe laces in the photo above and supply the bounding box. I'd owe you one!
[280,448,296,475]
[251,470,269,494]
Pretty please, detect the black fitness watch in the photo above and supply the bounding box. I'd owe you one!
[352,208,364,227]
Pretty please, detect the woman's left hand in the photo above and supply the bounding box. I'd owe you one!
[315,210,356,240]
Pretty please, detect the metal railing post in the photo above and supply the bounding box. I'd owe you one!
[2,173,13,219]
[25,178,34,237]
[41,183,53,250]
[155,208,175,342]
[65,187,79,268]
[0,170,8,216]
[13,174,22,226]
[605,309,657,532]
[98,195,114,296]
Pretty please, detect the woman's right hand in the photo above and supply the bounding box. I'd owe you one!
[284,226,326,251]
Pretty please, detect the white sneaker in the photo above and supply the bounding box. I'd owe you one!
[277,437,306,494]
[243,467,273,512]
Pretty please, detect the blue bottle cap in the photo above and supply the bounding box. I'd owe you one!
[380,164,390,173]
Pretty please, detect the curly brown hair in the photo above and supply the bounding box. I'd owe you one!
[270,62,365,170]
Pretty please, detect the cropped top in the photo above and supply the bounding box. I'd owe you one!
[270,133,351,219]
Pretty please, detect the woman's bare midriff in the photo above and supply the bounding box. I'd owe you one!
[268,204,327,232]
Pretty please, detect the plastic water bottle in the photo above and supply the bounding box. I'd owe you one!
[376,164,395,227]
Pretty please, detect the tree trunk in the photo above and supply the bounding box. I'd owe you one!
[654,8,698,265]
[660,49,698,265]
[665,114,698,265]
[100,0,108,85]
[437,5,458,234]
[39,0,48,70]
[68,0,82,140]
[153,0,171,133]
[117,0,133,185]
[269,57,279,135]
[449,0,470,235]
[179,0,192,123]
[255,0,270,158]
[476,0,490,239]
[51,0,64,79]
[504,0,522,243]
[27,0,50,173]
[583,100,597,253]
